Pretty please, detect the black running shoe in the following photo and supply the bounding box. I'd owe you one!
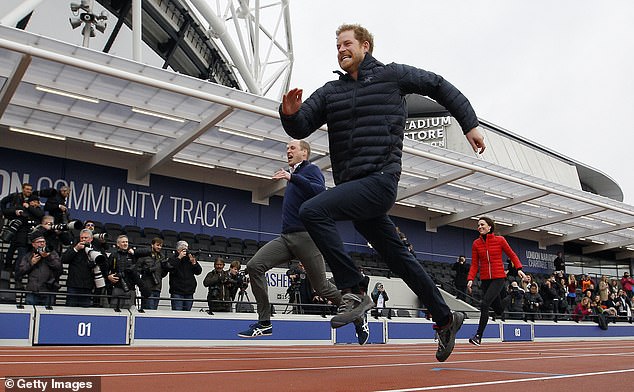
[434,311,465,362]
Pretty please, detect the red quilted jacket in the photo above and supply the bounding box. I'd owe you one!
[468,233,522,281]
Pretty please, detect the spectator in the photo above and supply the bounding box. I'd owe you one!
[17,233,62,306]
[609,277,621,296]
[553,251,565,276]
[598,275,610,303]
[616,289,632,321]
[1,186,42,274]
[520,274,534,292]
[165,240,202,311]
[138,237,166,310]
[371,282,390,318]
[84,220,107,252]
[553,276,569,319]
[599,293,618,319]
[451,255,470,301]
[40,186,73,245]
[539,277,558,320]
[105,235,140,309]
[566,274,578,309]
[572,296,593,322]
[505,281,525,320]
[203,257,233,312]
[620,272,634,299]
[61,228,103,307]
[580,275,594,296]
[284,261,313,314]
[38,186,68,221]
[523,283,543,322]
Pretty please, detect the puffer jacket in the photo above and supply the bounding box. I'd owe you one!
[280,53,479,185]
[468,233,522,281]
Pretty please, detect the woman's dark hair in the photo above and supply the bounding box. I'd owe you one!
[478,216,495,234]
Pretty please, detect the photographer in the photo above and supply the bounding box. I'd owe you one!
[523,282,543,322]
[505,281,525,320]
[371,282,390,318]
[17,233,62,306]
[105,235,143,309]
[40,186,73,246]
[164,240,202,311]
[137,237,167,310]
[1,186,42,273]
[84,220,107,252]
[203,257,233,312]
[61,229,105,307]
[285,262,313,314]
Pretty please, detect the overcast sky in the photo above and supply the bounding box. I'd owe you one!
[3,1,634,203]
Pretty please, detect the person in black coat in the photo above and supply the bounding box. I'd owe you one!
[164,240,202,311]
[452,255,470,301]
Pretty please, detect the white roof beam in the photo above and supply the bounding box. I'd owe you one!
[0,54,30,118]
[133,106,234,181]
[542,220,634,247]
[500,206,606,235]
[428,190,548,231]
[583,238,634,254]
[397,169,473,201]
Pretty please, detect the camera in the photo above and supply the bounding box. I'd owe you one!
[186,249,200,258]
[35,245,54,255]
[50,220,84,231]
[93,232,108,241]
[115,272,130,292]
[237,270,249,291]
[0,219,23,242]
[92,265,106,288]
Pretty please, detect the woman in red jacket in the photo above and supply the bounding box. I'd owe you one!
[467,216,526,346]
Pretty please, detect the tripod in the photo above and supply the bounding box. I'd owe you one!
[235,288,250,312]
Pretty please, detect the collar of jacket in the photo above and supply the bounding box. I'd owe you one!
[334,53,384,81]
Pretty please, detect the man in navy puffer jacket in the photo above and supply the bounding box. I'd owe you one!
[280,23,485,362]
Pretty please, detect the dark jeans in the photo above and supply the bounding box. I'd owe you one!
[26,293,54,307]
[142,290,161,310]
[476,278,505,336]
[66,287,93,307]
[299,170,451,326]
[171,293,193,311]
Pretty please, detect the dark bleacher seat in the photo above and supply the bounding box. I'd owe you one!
[194,234,212,251]
[396,309,411,317]
[104,222,123,239]
[104,223,123,232]
[123,225,142,235]
[127,232,143,247]
[179,231,196,243]
[243,239,259,256]
[143,227,162,239]
[210,236,227,254]
[226,237,244,255]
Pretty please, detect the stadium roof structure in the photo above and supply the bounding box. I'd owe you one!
[2,25,634,261]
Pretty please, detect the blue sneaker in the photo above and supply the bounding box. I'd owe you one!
[238,322,273,338]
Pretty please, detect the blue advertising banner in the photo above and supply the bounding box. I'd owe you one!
[35,312,129,345]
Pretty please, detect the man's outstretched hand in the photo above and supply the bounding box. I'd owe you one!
[281,88,303,116]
